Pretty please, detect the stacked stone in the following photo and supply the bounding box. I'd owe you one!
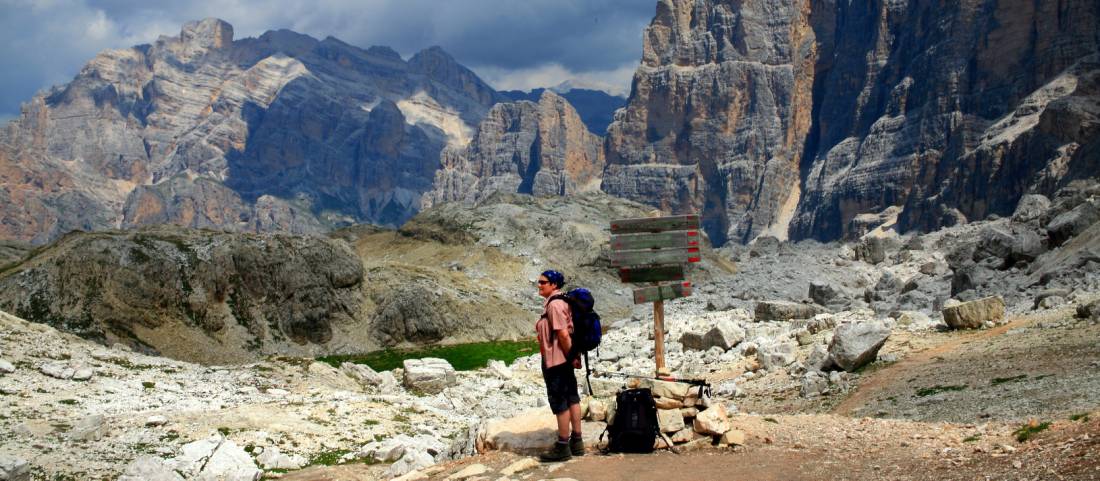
[590,379,745,449]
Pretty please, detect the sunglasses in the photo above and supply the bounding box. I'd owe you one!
[537,280,550,285]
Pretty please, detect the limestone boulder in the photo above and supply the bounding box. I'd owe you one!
[118,456,184,481]
[0,456,30,481]
[341,362,383,387]
[943,296,1006,330]
[757,342,797,371]
[256,447,306,471]
[477,409,558,453]
[172,437,261,481]
[403,358,457,394]
[828,321,890,372]
[754,301,825,322]
[702,320,746,350]
[692,404,730,436]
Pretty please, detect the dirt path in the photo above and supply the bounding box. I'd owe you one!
[832,314,1028,416]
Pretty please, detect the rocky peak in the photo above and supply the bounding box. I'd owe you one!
[409,46,502,109]
[423,90,604,207]
[366,45,404,62]
[180,18,233,51]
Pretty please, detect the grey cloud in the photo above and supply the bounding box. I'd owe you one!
[0,0,655,117]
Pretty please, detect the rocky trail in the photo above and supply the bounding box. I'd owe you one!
[278,305,1100,481]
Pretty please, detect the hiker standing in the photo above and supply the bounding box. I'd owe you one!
[535,269,584,461]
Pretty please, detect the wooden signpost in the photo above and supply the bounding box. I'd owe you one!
[610,214,700,376]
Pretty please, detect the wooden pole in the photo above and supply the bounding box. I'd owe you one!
[654,299,668,376]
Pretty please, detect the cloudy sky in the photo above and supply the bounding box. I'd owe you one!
[0,0,656,122]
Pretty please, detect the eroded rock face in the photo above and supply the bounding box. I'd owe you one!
[0,18,503,244]
[608,0,1099,245]
[603,0,816,245]
[0,226,364,363]
[424,91,605,208]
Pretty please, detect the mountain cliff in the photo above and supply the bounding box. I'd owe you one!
[604,0,1099,244]
[0,18,505,244]
[423,90,605,208]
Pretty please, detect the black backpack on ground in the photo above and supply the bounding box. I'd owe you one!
[603,388,660,453]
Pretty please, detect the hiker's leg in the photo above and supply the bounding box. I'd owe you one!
[568,401,582,435]
[556,409,571,439]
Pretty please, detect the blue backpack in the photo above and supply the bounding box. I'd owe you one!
[549,288,602,393]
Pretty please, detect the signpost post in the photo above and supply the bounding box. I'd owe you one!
[610,214,700,376]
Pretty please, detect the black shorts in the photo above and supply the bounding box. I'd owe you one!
[542,362,581,414]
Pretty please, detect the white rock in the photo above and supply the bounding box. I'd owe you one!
[145,415,169,427]
[386,449,435,477]
[500,458,539,476]
[757,342,797,371]
[256,446,306,470]
[805,343,832,371]
[586,398,608,422]
[657,408,685,433]
[39,361,74,379]
[341,362,384,386]
[173,437,262,481]
[720,429,746,446]
[478,409,559,453]
[403,358,457,394]
[71,366,94,381]
[118,455,184,481]
[69,415,108,441]
[266,388,288,396]
[447,463,488,480]
[0,360,14,374]
[487,360,514,380]
[0,455,30,481]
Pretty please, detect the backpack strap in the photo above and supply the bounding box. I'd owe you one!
[583,351,593,396]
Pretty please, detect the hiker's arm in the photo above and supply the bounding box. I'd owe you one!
[555,327,572,354]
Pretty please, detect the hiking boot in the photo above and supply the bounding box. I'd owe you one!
[539,441,572,462]
[570,436,585,456]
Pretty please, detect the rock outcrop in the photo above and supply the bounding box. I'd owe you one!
[0,225,365,363]
[606,0,1100,245]
[0,18,504,244]
[423,91,605,208]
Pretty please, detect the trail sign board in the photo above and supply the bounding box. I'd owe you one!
[609,213,702,377]
[633,281,692,304]
[610,214,700,235]
[618,264,685,283]
[611,230,700,251]
[611,247,701,267]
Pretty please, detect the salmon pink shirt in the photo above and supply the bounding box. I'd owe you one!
[536,290,573,368]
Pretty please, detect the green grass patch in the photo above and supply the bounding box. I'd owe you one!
[963,434,981,443]
[1014,421,1050,442]
[915,384,967,397]
[217,427,232,437]
[58,399,79,405]
[142,381,156,390]
[363,419,380,426]
[309,449,353,466]
[318,339,538,372]
[991,374,1028,386]
[1070,413,1090,422]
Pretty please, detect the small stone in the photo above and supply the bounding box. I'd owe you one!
[720,429,746,446]
[693,404,730,436]
[0,360,14,374]
[447,463,488,480]
[670,427,696,443]
[71,366,94,381]
[500,458,539,476]
[267,388,288,396]
[39,361,74,380]
[1012,460,1023,469]
[943,296,1005,330]
[586,399,607,422]
[145,415,169,427]
[69,415,108,441]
